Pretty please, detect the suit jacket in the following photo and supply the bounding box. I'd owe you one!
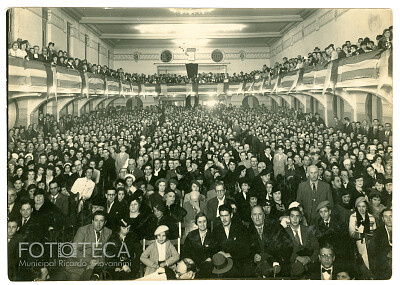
[8,202,22,220]
[204,196,235,226]
[66,224,112,280]
[8,233,23,281]
[105,200,123,231]
[296,180,334,225]
[17,215,41,241]
[251,175,267,200]
[140,240,180,275]
[285,225,319,264]
[115,152,129,175]
[182,229,216,265]
[306,262,339,280]
[260,153,274,171]
[213,221,251,263]
[379,130,392,144]
[143,175,158,188]
[49,193,69,217]
[234,191,252,223]
[375,225,392,279]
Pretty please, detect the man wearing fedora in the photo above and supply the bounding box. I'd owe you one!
[211,252,236,278]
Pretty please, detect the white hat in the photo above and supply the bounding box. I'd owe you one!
[154,225,169,236]
[288,201,300,209]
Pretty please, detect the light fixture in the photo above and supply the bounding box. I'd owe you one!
[135,24,246,36]
[172,39,210,47]
[169,8,215,15]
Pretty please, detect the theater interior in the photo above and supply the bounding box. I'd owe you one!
[7,7,393,281]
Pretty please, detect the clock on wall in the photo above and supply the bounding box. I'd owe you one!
[161,50,173,63]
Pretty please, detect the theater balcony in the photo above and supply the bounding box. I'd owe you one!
[7,49,392,129]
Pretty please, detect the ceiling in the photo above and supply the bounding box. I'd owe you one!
[63,8,317,48]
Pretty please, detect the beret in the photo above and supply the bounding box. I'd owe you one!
[154,225,169,236]
[355,196,367,208]
[316,201,331,212]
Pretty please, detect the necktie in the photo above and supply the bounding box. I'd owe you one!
[257,227,263,239]
[22,218,26,226]
[312,183,316,195]
[51,197,56,204]
[95,231,101,243]
[322,268,332,274]
[294,229,301,245]
[200,233,206,245]
[325,222,329,227]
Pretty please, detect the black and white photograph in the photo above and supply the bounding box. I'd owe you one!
[5,4,395,281]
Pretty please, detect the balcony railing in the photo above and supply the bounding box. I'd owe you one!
[7,49,392,99]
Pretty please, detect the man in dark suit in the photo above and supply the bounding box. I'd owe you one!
[306,243,339,280]
[143,163,158,189]
[48,181,69,217]
[66,211,112,280]
[69,159,85,186]
[182,212,216,278]
[213,204,252,278]
[379,123,392,144]
[296,165,334,225]
[8,218,23,280]
[251,169,272,202]
[259,146,274,173]
[103,187,123,231]
[17,201,39,241]
[285,207,319,276]
[8,188,21,220]
[374,208,392,279]
[249,205,293,277]
[204,181,235,228]
[368,119,381,140]
[102,149,117,189]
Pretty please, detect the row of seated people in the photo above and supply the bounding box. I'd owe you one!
[8,26,392,83]
[8,178,392,280]
[7,104,392,280]
[8,161,392,280]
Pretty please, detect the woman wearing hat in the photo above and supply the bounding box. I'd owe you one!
[164,189,187,223]
[143,203,179,241]
[349,197,377,272]
[106,219,142,279]
[140,225,180,276]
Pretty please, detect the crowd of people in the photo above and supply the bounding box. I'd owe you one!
[7,103,393,280]
[8,26,392,85]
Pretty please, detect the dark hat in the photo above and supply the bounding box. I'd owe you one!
[248,188,258,198]
[212,253,233,274]
[190,180,201,188]
[33,188,46,196]
[340,188,351,197]
[237,165,246,173]
[291,262,306,278]
[353,171,364,180]
[176,166,187,175]
[259,169,271,177]
[255,260,275,278]
[238,177,251,187]
[385,178,392,184]
[316,200,331,212]
[368,189,382,199]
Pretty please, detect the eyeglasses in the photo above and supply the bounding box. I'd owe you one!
[320,254,334,259]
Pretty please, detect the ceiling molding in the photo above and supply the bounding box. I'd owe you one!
[80,15,303,24]
[101,32,282,40]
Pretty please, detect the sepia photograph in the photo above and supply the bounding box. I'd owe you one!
[5,4,394,281]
